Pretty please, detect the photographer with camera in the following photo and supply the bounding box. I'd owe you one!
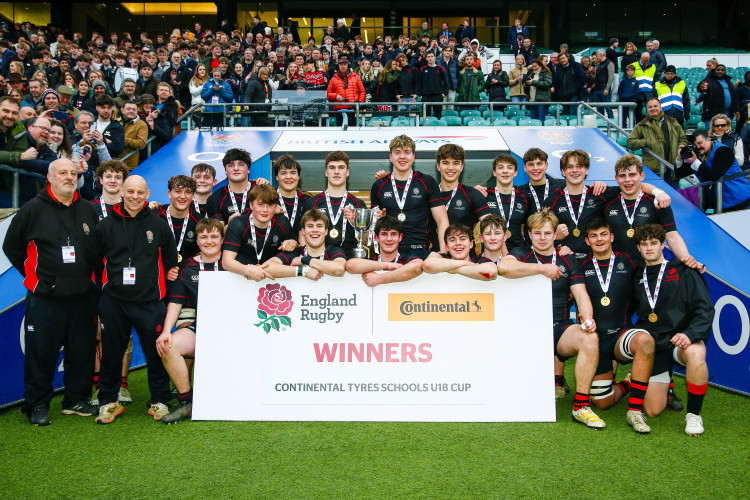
[627,97,687,178]
[676,130,750,212]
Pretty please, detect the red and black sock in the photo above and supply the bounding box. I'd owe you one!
[121,376,128,389]
[686,382,707,415]
[93,373,99,389]
[555,375,565,387]
[616,379,632,397]
[669,379,675,390]
[177,389,193,404]
[627,380,648,412]
[573,392,590,411]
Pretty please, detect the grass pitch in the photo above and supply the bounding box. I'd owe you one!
[1,366,749,499]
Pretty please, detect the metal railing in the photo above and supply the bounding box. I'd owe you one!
[0,165,47,208]
[183,100,638,130]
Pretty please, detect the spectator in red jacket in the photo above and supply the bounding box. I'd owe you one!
[326,57,365,127]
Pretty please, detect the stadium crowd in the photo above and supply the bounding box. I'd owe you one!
[0,17,748,206]
[0,16,740,435]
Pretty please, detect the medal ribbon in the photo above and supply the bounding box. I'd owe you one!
[390,172,414,213]
[198,257,218,271]
[532,248,556,267]
[620,191,644,228]
[592,255,615,296]
[278,189,299,226]
[643,260,668,312]
[303,246,325,259]
[564,187,587,231]
[249,216,268,262]
[443,184,459,209]
[324,190,348,240]
[166,207,188,252]
[229,184,249,215]
[494,187,515,222]
[529,179,549,211]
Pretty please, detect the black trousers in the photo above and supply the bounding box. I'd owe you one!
[422,94,444,119]
[98,293,170,406]
[23,292,97,412]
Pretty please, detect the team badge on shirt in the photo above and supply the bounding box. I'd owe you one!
[146,230,154,243]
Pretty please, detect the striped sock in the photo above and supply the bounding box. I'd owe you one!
[121,376,128,389]
[616,380,632,397]
[686,382,707,415]
[573,392,590,411]
[93,373,99,389]
[627,380,648,412]
[555,375,565,387]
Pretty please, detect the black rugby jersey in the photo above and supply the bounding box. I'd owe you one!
[580,251,636,336]
[302,192,366,258]
[223,214,292,265]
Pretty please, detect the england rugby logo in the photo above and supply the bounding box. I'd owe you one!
[254,283,293,333]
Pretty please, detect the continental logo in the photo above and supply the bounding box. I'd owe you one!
[388,293,494,322]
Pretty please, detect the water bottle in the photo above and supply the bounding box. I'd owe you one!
[72,143,81,165]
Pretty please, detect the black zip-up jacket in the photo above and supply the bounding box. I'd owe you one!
[3,185,99,299]
[484,70,509,101]
[633,259,714,349]
[397,64,418,97]
[417,64,449,96]
[92,201,178,302]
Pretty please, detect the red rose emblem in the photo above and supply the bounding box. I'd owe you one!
[670,268,677,274]
[257,283,293,316]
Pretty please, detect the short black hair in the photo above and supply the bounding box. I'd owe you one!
[222,148,251,167]
[374,215,402,235]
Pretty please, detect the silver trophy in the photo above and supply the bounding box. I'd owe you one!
[353,208,373,258]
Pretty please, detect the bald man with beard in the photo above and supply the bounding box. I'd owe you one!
[92,175,178,424]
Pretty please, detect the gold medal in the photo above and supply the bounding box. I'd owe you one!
[397,212,406,222]
[329,228,339,239]
[627,228,635,238]
[177,254,182,263]
[648,312,658,323]
[572,227,580,237]
[600,296,610,306]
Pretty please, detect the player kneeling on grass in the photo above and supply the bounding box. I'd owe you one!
[632,224,713,436]
[262,209,347,279]
[345,215,424,286]
[498,208,605,429]
[155,218,225,424]
[581,218,655,434]
[423,223,498,281]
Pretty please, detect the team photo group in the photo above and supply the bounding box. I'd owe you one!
[4,133,714,435]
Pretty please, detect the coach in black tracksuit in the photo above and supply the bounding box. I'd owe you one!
[92,175,178,413]
[3,159,99,425]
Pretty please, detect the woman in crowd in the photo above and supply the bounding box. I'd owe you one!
[376,60,400,110]
[189,63,209,106]
[508,54,527,103]
[71,79,90,109]
[620,42,640,74]
[278,61,303,90]
[581,55,596,99]
[524,58,553,121]
[47,119,73,159]
[62,71,78,90]
[356,58,378,102]
[227,62,250,101]
[484,59,509,110]
[709,113,745,166]
[8,88,23,104]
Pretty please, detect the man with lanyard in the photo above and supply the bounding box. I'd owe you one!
[263,209,347,279]
[274,154,309,240]
[475,153,529,252]
[3,159,100,426]
[303,151,366,258]
[429,144,490,249]
[632,224,713,436]
[91,175,178,424]
[93,160,129,220]
[222,184,293,281]
[546,149,670,262]
[153,175,201,267]
[345,215,424,286]
[581,218,655,434]
[190,163,218,215]
[499,208,605,429]
[370,135,449,258]
[156,218,225,424]
[423,223,498,281]
[206,148,268,224]
[476,214,510,264]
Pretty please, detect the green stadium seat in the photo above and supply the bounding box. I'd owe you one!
[494,118,515,126]
[697,121,707,130]
[391,117,415,126]
[369,116,391,126]
[460,110,481,119]
[441,110,459,117]
[506,109,521,119]
[596,118,608,127]
[518,118,533,126]
[529,119,543,126]
[482,110,494,120]
[567,117,578,126]
[432,119,447,126]
[420,116,441,126]
[616,136,628,147]
[479,105,489,112]
[327,117,337,126]
[441,116,463,126]
[686,116,701,128]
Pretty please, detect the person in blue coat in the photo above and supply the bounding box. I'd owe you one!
[200,67,233,127]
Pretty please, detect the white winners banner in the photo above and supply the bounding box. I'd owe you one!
[193,272,554,422]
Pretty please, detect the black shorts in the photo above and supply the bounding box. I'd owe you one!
[553,319,575,361]
[400,246,429,260]
[595,328,633,376]
[184,323,197,334]
[651,346,685,382]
